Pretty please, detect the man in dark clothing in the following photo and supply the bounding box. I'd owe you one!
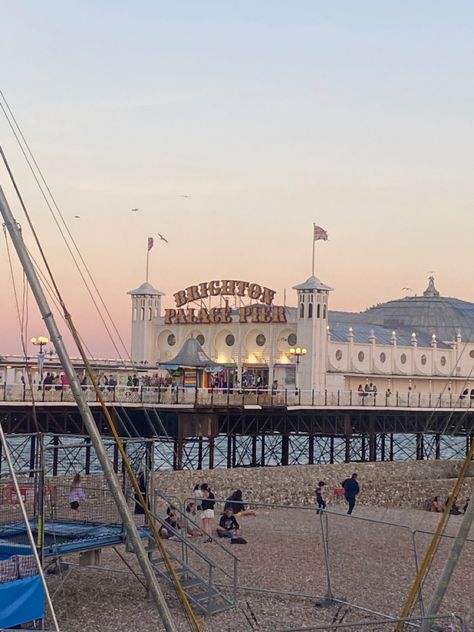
[341,473,360,515]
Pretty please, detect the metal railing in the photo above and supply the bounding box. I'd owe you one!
[1,384,473,409]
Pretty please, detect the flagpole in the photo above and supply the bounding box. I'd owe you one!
[146,247,150,283]
[312,225,316,276]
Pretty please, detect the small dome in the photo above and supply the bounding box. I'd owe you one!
[128,282,164,297]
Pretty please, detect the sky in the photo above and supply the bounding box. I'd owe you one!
[0,1,473,358]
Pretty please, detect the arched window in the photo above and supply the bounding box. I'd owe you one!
[140,307,145,320]
[317,304,321,318]
[308,303,313,318]
[323,305,327,319]
[300,303,304,318]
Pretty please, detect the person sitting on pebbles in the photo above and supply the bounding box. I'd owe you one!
[216,507,240,539]
[224,489,256,517]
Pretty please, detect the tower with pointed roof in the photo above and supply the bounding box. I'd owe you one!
[293,275,333,392]
[128,282,164,363]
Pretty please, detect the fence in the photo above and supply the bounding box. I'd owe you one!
[164,494,474,629]
[1,384,474,409]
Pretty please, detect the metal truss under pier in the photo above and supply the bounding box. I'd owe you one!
[0,402,473,471]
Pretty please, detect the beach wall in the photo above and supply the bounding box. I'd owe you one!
[152,459,474,509]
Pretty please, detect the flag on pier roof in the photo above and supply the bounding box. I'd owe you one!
[147,237,154,251]
[313,224,328,241]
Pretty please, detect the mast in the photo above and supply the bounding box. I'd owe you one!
[0,186,178,632]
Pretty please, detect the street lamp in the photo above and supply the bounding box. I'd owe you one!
[31,336,49,385]
[289,346,307,391]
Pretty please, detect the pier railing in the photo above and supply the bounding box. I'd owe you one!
[1,383,473,409]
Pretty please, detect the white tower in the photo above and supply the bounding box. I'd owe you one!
[128,282,164,363]
[293,275,333,392]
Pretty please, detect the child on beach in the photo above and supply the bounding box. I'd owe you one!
[216,507,240,539]
[315,481,327,513]
[68,474,86,514]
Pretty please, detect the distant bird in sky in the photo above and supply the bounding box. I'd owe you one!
[179,195,190,198]
[158,233,169,243]
[74,215,80,219]
[402,287,412,292]
[131,208,139,212]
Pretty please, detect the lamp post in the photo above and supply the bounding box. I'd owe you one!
[289,346,307,392]
[31,336,49,385]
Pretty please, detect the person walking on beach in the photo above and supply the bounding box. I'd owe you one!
[69,473,86,515]
[315,481,327,513]
[341,473,359,515]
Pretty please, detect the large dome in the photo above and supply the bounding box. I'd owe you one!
[355,278,474,343]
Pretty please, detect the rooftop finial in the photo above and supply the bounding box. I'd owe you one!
[423,275,440,297]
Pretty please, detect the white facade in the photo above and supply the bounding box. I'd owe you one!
[129,276,474,396]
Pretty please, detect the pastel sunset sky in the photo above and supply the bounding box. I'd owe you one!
[1,1,473,358]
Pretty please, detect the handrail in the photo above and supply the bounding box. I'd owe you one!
[1,383,473,410]
[154,489,240,573]
[130,493,221,572]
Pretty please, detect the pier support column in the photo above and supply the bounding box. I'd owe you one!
[260,435,265,467]
[308,435,314,465]
[251,435,258,467]
[416,433,424,460]
[227,436,232,468]
[369,418,377,462]
[29,435,36,477]
[344,414,352,463]
[208,437,215,470]
[435,434,441,460]
[197,437,203,470]
[281,435,289,466]
[389,433,394,461]
[361,436,366,462]
[380,433,386,462]
[330,436,335,464]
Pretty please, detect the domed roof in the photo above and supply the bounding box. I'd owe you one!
[355,278,474,342]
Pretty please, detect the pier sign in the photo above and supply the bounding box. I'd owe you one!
[164,280,287,325]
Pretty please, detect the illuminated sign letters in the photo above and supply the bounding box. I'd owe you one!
[164,280,286,325]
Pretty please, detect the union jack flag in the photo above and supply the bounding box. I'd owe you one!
[147,237,154,251]
[313,224,328,241]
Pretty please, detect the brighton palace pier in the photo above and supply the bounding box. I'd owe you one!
[1,274,474,469]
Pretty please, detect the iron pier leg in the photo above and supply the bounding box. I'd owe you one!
[29,434,36,478]
[281,435,289,466]
[85,436,91,475]
[329,436,334,464]
[369,432,377,462]
[251,435,257,467]
[308,435,314,465]
[227,436,232,469]
[380,433,386,461]
[208,436,215,470]
[416,433,424,460]
[231,436,237,468]
[344,414,352,463]
[52,435,59,476]
[389,433,394,461]
[260,434,265,467]
[361,436,366,462]
[435,434,441,460]
[197,437,203,470]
